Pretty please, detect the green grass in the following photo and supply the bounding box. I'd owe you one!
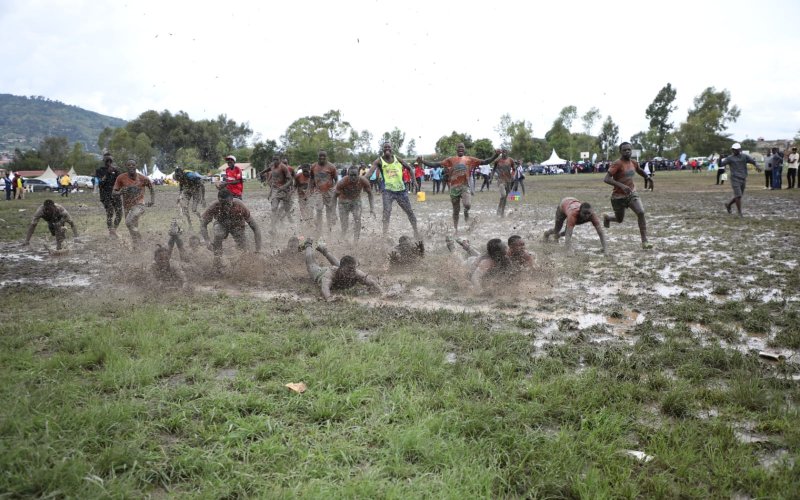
[1,173,799,497]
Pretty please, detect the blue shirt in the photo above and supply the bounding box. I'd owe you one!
[431,167,442,181]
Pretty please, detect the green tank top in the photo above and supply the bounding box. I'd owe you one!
[380,156,405,192]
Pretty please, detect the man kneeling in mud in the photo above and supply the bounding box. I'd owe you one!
[24,199,78,251]
[389,235,424,269]
[543,197,607,254]
[303,239,383,301]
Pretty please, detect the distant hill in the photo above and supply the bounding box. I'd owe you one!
[0,94,127,153]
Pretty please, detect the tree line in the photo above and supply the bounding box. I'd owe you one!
[7,84,771,175]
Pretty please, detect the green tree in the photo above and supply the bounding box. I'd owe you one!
[380,128,406,156]
[9,148,46,171]
[434,132,473,157]
[39,136,69,168]
[250,140,279,172]
[581,107,601,135]
[557,105,578,130]
[405,138,416,157]
[473,138,495,159]
[174,147,206,173]
[645,83,677,156]
[676,87,740,156]
[545,121,571,160]
[281,110,355,164]
[597,116,620,160]
[496,114,541,161]
[65,142,97,175]
[350,130,374,164]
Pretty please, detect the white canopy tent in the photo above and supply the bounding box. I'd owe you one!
[67,167,77,178]
[541,149,568,166]
[148,164,166,181]
[36,166,59,182]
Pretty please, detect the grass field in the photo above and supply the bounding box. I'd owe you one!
[1,171,798,498]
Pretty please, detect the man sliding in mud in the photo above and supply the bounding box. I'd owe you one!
[200,189,262,267]
[333,165,374,242]
[24,199,78,251]
[602,142,652,250]
[449,237,514,290]
[302,239,383,301]
[389,235,424,269]
[543,197,607,254]
[419,143,500,233]
[507,235,535,270]
[150,243,189,290]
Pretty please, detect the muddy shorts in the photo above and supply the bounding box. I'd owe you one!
[610,192,641,212]
[450,186,471,208]
[731,176,746,198]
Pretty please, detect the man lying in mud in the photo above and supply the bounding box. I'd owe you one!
[302,238,383,301]
[24,199,78,251]
[449,237,514,290]
[200,189,262,267]
[507,235,535,270]
[150,243,189,290]
[543,197,607,254]
[389,235,424,269]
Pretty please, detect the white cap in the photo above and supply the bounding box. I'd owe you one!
[731,143,741,150]
[225,155,236,162]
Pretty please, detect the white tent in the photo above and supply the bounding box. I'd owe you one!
[67,167,77,178]
[36,166,59,182]
[149,164,166,181]
[541,149,568,166]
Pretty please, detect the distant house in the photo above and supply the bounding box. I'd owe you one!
[14,170,46,178]
[216,162,257,180]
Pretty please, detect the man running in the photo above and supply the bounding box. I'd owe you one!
[200,189,262,266]
[112,159,155,246]
[333,165,375,242]
[419,143,500,233]
[294,164,313,228]
[310,150,339,234]
[721,142,761,216]
[24,199,78,250]
[95,153,122,237]
[366,142,420,240]
[602,142,652,249]
[544,197,607,254]
[267,156,294,235]
[173,167,206,229]
[302,239,383,301]
[493,149,516,217]
[220,155,243,199]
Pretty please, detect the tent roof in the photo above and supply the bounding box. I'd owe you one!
[36,166,58,180]
[149,165,166,180]
[541,149,567,166]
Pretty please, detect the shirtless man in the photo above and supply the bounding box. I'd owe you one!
[24,199,78,250]
[173,167,206,229]
[150,244,189,290]
[267,156,294,235]
[493,149,517,217]
[294,163,313,229]
[507,235,535,270]
[333,165,375,242]
[200,189,262,266]
[419,143,500,233]
[720,142,761,216]
[544,197,607,254]
[302,239,383,301]
[602,142,652,249]
[309,150,339,234]
[469,238,513,290]
[365,142,421,240]
[389,235,424,269]
[112,159,155,246]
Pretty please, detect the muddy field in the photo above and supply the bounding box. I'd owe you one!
[3,172,799,362]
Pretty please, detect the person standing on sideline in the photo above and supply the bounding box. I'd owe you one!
[3,172,12,200]
[419,143,499,234]
[786,146,798,189]
[14,172,24,200]
[366,142,420,240]
[763,150,773,189]
[716,156,727,185]
[602,142,652,249]
[59,173,72,197]
[431,165,443,194]
[721,142,761,216]
[769,147,783,190]
[112,159,155,246]
[220,155,244,199]
[513,160,526,196]
[96,153,123,237]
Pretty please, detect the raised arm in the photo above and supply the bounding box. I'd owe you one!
[479,150,502,166]
[418,156,443,168]
[317,244,340,267]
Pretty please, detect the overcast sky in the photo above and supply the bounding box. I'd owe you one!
[2,0,799,156]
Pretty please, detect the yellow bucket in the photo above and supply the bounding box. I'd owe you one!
[416,191,426,202]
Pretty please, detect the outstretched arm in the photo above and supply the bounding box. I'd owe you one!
[356,270,383,294]
[591,215,607,253]
[245,216,262,253]
[478,150,502,166]
[64,214,78,239]
[24,220,39,245]
[419,156,443,168]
